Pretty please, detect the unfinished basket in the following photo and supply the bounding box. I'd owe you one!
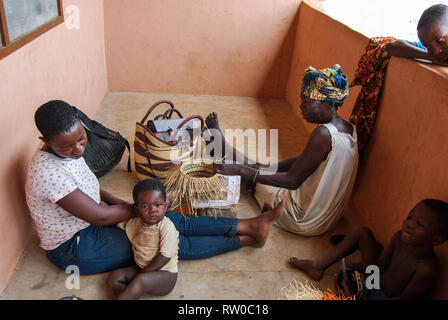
[161,161,227,216]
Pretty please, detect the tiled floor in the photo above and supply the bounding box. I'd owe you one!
[0,92,361,300]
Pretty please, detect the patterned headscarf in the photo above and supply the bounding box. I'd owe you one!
[301,64,349,105]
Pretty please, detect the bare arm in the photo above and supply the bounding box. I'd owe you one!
[141,253,171,273]
[247,155,300,172]
[385,40,448,67]
[385,40,431,60]
[56,188,135,226]
[374,231,400,273]
[216,126,331,190]
[274,155,301,172]
[100,189,131,206]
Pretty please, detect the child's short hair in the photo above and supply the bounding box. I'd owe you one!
[419,199,448,239]
[417,4,448,30]
[132,179,167,203]
[35,100,79,141]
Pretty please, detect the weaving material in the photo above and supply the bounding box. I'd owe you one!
[279,279,355,300]
[161,161,227,216]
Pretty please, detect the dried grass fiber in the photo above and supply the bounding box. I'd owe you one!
[279,279,355,300]
[161,161,226,216]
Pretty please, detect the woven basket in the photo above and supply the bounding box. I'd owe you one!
[134,100,204,181]
[161,161,227,216]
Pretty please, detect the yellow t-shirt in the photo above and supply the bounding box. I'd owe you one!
[118,216,179,273]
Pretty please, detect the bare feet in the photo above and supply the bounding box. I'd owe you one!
[289,257,325,281]
[205,112,221,131]
[251,200,284,247]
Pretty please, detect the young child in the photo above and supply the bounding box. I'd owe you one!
[386,4,448,66]
[108,179,179,300]
[289,199,448,300]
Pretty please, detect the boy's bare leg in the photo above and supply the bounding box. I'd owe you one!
[116,271,177,300]
[108,266,140,297]
[289,227,382,281]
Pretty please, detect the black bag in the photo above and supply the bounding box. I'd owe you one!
[73,107,131,178]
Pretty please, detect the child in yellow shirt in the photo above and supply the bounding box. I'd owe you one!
[109,179,178,299]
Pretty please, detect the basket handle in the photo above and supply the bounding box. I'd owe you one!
[160,108,184,120]
[140,100,176,123]
[170,115,205,141]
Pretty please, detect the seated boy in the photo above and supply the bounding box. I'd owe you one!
[289,199,448,299]
[108,179,179,300]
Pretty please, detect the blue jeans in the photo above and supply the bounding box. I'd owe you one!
[47,211,241,275]
[47,225,134,275]
[165,211,241,259]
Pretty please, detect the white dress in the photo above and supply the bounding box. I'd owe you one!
[254,123,358,236]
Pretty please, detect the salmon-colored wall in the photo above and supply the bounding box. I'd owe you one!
[286,2,448,299]
[285,2,363,128]
[103,0,301,98]
[0,0,108,293]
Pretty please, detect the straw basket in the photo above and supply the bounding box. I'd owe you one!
[161,161,229,216]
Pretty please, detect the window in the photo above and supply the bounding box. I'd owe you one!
[0,0,63,59]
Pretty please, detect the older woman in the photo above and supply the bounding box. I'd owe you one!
[212,64,359,236]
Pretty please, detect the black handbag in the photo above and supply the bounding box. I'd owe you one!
[73,107,131,178]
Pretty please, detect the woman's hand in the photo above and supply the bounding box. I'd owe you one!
[214,163,259,195]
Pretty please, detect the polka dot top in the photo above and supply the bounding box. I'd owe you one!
[25,150,100,250]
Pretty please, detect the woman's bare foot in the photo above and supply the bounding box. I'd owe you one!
[204,112,224,159]
[251,200,284,247]
[205,112,221,131]
[289,257,325,281]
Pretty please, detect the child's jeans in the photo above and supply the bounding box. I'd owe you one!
[47,211,242,275]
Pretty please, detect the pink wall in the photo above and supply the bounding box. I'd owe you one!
[0,0,108,293]
[286,2,448,299]
[103,0,301,98]
[285,2,364,129]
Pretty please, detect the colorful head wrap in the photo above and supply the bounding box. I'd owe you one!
[301,64,349,105]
